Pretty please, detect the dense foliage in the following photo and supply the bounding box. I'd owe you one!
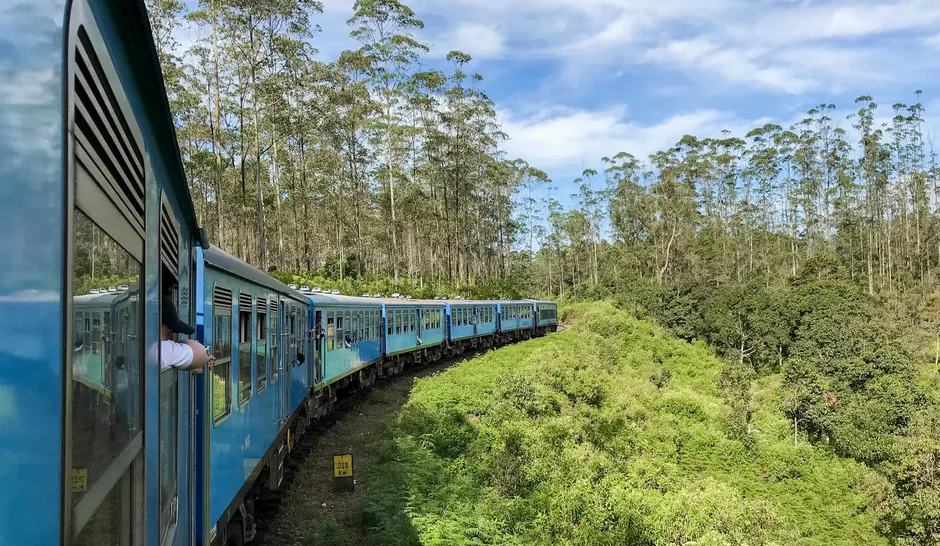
[146,0,547,288]
[358,303,896,546]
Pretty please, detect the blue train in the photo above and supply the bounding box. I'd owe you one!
[0,0,557,544]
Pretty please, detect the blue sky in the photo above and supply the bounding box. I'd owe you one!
[178,0,940,209]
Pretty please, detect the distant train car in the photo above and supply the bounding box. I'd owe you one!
[497,300,537,340]
[306,293,384,401]
[532,299,559,335]
[444,300,498,353]
[380,298,446,364]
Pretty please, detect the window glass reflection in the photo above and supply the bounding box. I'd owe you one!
[71,210,141,506]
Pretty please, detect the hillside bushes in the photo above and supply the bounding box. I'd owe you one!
[362,302,887,545]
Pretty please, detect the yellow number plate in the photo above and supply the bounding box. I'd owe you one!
[70,468,88,492]
[333,454,353,478]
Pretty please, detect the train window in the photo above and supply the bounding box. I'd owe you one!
[212,287,233,424]
[327,312,335,350]
[353,312,360,343]
[70,209,143,530]
[393,311,400,334]
[257,306,267,393]
[237,294,252,406]
[269,300,278,384]
[337,312,344,348]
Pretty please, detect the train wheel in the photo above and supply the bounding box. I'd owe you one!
[226,520,245,546]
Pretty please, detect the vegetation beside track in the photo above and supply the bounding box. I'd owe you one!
[358,302,887,546]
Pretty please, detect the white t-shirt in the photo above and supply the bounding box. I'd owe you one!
[148,340,194,371]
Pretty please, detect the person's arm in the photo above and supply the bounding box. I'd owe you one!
[181,338,214,371]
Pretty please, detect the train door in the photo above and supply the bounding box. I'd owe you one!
[158,195,193,546]
[278,300,287,427]
[314,310,323,383]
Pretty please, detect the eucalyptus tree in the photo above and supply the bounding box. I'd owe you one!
[348,0,428,285]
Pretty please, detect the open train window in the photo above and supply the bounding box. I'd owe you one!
[237,293,252,406]
[257,305,267,393]
[387,312,393,335]
[212,287,233,424]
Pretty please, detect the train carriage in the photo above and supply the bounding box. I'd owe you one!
[444,300,499,353]
[306,293,383,390]
[532,299,559,335]
[496,300,537,341]
[0,0,207,544]
[380,299,446,364]
[196,246,321,545]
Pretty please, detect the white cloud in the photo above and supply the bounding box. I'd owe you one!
[926,32,940,49]
[433,23,504,60]
[406,0,940,94]
[497,105,767,171]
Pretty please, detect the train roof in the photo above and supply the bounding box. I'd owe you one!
[376,298,443,308]
[498,300,539,306]
[304,293,382,307]
[438,300,498,308]
[204,246,306,301]
[73,292,119,306]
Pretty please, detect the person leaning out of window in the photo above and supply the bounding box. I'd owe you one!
[151,295,215,373]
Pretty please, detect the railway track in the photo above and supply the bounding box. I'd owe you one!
[249,350,481,546]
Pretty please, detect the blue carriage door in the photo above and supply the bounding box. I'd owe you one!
[278,300,289,426]
[314,310,323,383]
[65,3,148,542]
[158,195,192,546]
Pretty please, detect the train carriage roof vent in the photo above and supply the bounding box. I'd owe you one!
[406,295,413,299]
[117,285,128,291]
[213,286,233,308]
[108,286,116,292]
[312,287,321,293]
[90,289,99,294]
[238,293,252,310]
[73,27,146,235]
[331,289,340,295]
[362,293,370,297]
[300,286,310,292]
[288,284,298,290]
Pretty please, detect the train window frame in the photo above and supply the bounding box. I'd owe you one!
[257,304,267,394]
[211,285,234,426]
[64,2,152,538]
[237,293,253,407]
[269,298,278,385]
[327,311,335,351]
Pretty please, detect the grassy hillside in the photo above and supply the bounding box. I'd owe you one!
[361,302,888,546]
